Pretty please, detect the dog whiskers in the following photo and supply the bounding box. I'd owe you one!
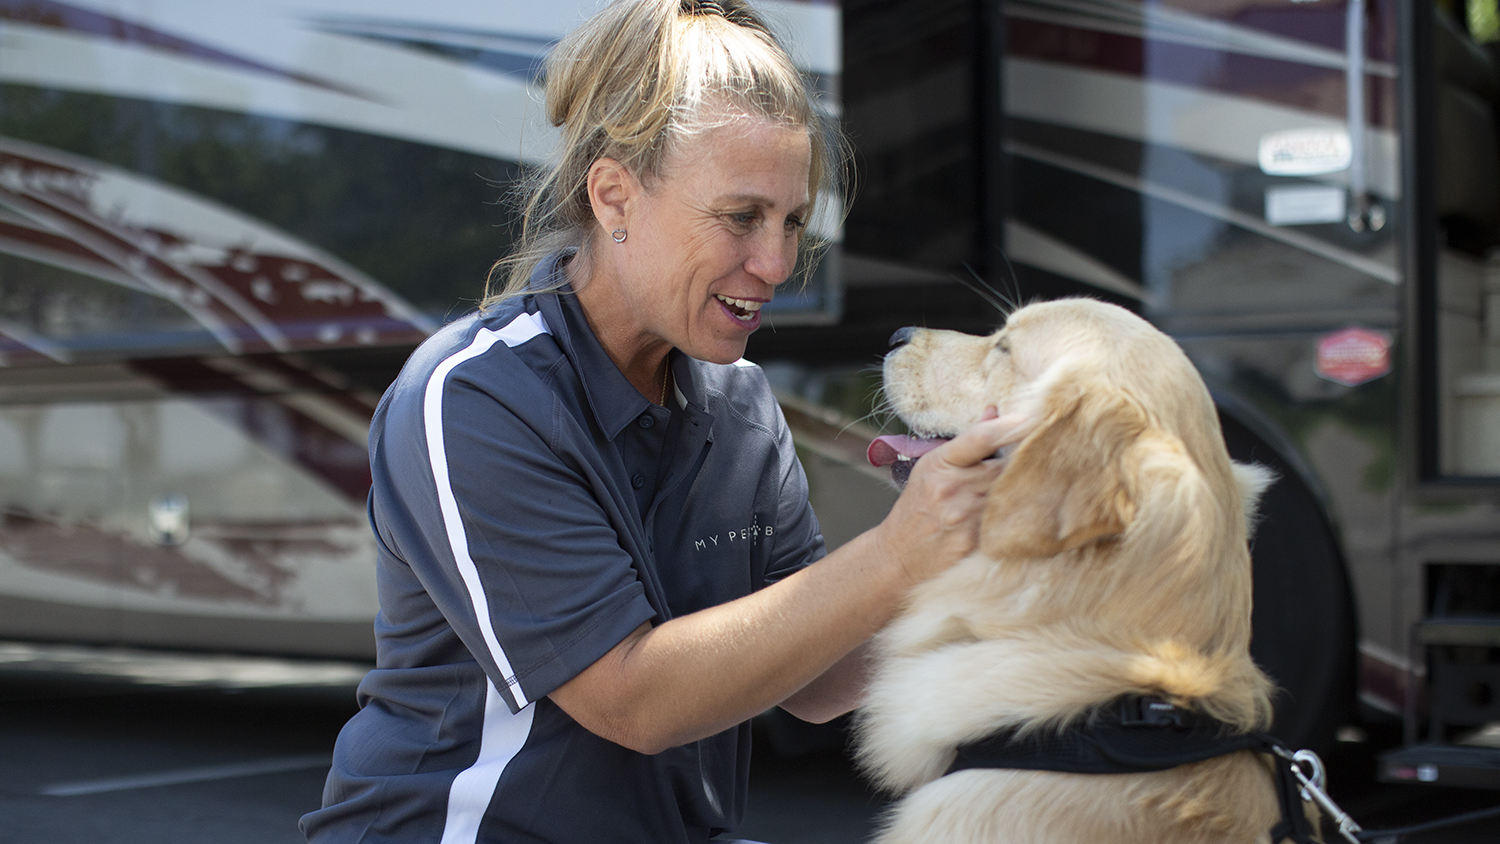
[994,246,1023,313]
[955,264,1010,317]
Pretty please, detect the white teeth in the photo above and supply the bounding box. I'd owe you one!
[716,295,764,317]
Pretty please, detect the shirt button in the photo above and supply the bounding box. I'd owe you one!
[631,473,645,489]
[638,414,654,429]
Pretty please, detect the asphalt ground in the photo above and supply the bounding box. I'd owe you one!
[0,642,1496,844]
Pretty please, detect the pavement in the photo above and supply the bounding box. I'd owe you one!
[0,641,1497,844]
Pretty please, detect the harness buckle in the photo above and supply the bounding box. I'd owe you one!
[1118,696,1185,728]
[1271,746,1364,844]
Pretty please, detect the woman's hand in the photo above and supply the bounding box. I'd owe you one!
[871,409,1030,588]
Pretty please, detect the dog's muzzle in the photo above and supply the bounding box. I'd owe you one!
[868,435,948,487]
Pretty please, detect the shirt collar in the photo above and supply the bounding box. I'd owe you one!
[531,252,707,441]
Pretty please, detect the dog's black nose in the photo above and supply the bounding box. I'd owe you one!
[888,327,916,349]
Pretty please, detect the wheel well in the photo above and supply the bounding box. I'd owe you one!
[1218,407,1360,753]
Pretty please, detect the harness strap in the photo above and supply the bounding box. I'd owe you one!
[1266,746,1319,844]
[942,696,1318,844]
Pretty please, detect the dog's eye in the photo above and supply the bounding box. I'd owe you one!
[995,338,1011,354]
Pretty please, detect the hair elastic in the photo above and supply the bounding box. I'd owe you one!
[683,0,727,17]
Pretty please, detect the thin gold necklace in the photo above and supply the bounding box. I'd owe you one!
[659,362,671,406]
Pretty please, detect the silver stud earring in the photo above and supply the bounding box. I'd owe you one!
[611,229,627,244]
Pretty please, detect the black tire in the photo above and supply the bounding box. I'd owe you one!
[1221,413,1357,756]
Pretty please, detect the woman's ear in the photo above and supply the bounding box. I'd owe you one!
[586,157,637,234]
[979,375,1148,559]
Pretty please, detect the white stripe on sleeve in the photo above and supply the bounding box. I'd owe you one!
[422,312,551,711]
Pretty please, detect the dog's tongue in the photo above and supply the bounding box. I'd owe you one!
[867,435,947,468]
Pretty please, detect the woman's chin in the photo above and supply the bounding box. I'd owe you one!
[685,338,752,366]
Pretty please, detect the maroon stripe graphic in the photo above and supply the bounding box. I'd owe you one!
[131,356,375,502]
[0,144,432,356]
[1151,0,1399,64]
[0,0,377,100]
[0,214,117,267]
[2,179,270,351]
[1007,16,1397,129]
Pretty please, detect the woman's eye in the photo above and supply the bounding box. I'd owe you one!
[728,211,759,228]
[785,214,806,232]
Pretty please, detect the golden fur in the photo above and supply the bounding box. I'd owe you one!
[856,299,1283,844]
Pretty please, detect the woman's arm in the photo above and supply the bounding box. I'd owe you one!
[548,413,1023,754]
[776,640,872,724]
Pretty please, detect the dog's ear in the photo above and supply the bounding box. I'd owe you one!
[1232,461,1276,530]
[980,377,1148,558]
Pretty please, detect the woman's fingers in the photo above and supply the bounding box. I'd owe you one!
[876,410,1036,585]
[930,411,1030,469]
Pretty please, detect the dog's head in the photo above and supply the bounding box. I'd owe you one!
[879,298,1266,560]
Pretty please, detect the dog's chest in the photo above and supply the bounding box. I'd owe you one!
[879,558,1051,659]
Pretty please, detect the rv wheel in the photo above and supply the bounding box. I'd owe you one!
[1222,415,1357,757]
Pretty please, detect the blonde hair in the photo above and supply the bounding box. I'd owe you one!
[482,0,846,309]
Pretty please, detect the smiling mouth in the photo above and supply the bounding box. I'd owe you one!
[716,295,764,322]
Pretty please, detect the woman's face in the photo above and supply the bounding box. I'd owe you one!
[612,118,812,365]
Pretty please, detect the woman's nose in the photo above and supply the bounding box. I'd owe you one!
[747,232,796,286]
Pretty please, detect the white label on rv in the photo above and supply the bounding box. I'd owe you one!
[1265,185,1347,226]
[1258,128,1352,175]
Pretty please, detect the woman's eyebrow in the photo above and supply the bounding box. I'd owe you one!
[715,193,773,207]
[717,192,809,213]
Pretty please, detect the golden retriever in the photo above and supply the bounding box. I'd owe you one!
[857,298,1284,844]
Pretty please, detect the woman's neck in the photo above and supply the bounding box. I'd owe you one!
[568,250,673,404]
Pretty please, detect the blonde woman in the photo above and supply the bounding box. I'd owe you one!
[302,2,1017,842]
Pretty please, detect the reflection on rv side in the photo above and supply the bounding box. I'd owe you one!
[0,394,378,658]
[0,137,433,362]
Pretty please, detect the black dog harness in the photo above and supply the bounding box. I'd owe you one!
[944,696,1319,844]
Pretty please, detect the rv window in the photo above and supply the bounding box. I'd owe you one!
[1431,4,1500,477]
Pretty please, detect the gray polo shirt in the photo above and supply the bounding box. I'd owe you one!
[302,254,826,844]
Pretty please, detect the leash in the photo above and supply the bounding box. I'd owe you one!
[1261,745,1500,843]
[1349,803,1500,842]
[944,696,1500,844]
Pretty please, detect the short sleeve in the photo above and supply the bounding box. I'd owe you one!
[372,346,655,714]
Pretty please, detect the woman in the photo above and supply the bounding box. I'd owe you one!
[302,2,1018,842]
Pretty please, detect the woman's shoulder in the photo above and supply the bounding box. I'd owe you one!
[379,299,562,418]
[398,301,553,380]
